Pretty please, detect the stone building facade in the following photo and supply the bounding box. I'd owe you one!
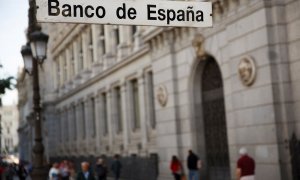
[0,105,19,154]
[18,0,300,179]
[17,69,35,162]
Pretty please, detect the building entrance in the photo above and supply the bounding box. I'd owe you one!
[197,57,231,180]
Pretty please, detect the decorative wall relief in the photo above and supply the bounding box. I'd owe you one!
[192,33,206,59]
[156,85,168,107]
[238,56,256,86]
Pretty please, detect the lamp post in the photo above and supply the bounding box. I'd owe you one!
[21,29,49,179]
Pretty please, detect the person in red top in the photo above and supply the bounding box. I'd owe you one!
[236,147,255,180]
[170,155,183,180]
[0,164,5,180]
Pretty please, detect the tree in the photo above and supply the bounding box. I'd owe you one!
[0,76,14,95]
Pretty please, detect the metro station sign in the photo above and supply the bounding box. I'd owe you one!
[36,0,212,27]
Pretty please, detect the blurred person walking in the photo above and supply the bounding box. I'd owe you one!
[60,160,70,180]
[16,163,28,180]
[187,150,200,180]
[49,162,60,180]
[68,161,76,180]
[170,155,183,180]
[96,158,108,180]
[236,147,255,180]
[111,155,122,180]
[76,162,95,180]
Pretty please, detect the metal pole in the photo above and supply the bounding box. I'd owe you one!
[27,0,47,178]
[30,56,47,179]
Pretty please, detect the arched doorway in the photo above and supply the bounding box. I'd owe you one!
[193,56,230,180]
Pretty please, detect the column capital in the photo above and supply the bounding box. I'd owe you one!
[120,78,127,87]
[137,70,144,78]
[106,85,113,94]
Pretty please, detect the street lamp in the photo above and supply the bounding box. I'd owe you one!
[29,31,49,63]
[21,44,33,74]
[20,29,49,179]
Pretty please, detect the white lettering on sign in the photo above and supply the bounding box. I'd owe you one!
[37,0,212,27]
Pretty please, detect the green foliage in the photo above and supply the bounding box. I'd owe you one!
[0,76,14,95]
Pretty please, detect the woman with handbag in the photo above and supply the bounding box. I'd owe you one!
[170,156,183,180]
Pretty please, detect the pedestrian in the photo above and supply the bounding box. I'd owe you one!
[187,150,200,180]
[111,155,122,180]
[76,162,95,180]
[5,164,15,180]
[60,160,70,180]
[49,162,60,180]
[17,163,28,180]
[170,155,183,180]
[68,161,76,180]
[236,147,255,180]
[96,158,108,180]
[0,163,5,180]
[24,161,33,174]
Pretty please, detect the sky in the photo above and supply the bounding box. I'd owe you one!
[0,0,28,105]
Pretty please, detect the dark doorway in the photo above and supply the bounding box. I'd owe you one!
[201,58,230,180]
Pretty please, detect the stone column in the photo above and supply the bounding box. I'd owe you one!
[88,27,94,64]
[118,26,131,59]
[111,88,117,135]
[75,103,81,154]
[53,61,58,90]
[68,107,73,143]
[133,26,144,51]
[65,109,69,143]
[111,26,118,54]
[138,72,148,151]
[73,41,79,75]
[82,31,90,71]
[59,55,64,87]
[90,25,102,75]
[91,25,99,62]
[91,98,96,138]
[60,111,65,143]
[60,110,65,154]
[103,25,113,70]
[72,106,77,142]
[76,103,83,141]
[95,94,102,151]
[57,110,62,147]
[104,25,112,55]
[106,89,114,152]
[84,98,91,138]
[65,47,71,82]
[145,72,155,130]
[121,80,130,153]
[127,80,134,131]
[83,99,89,140]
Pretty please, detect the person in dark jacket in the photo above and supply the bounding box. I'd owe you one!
[96,158,108,180]
[187,150,200,180]
[17,163,28,180]
[111,155,122,180]
[76,162,95,180]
